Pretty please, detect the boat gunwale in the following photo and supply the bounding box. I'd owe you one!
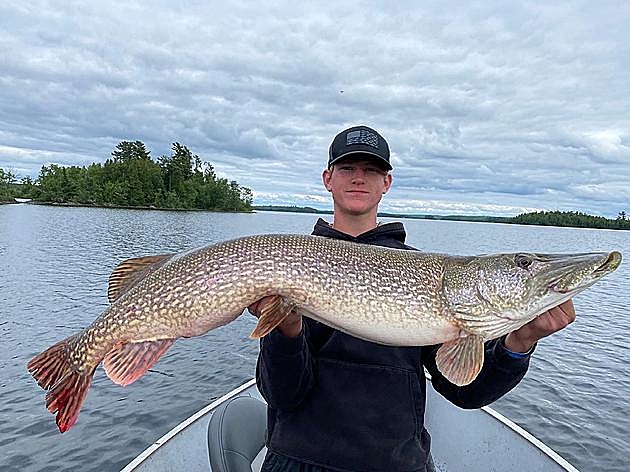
[121,376,579,472]
[478,406,579,472]
[120,378,257,472]
[424,372,579,472]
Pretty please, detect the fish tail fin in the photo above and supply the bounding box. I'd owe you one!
[27,334,95,433]
[46,367,95,433]
[27,334,80,390]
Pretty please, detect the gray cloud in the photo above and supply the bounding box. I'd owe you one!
[1,0,629,217]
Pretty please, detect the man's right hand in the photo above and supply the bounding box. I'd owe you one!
[248,296,303,338]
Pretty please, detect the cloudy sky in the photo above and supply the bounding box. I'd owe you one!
[1,1,628,217]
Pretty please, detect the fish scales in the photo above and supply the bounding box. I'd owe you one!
[26,233,621,432]
[58,234,456,378]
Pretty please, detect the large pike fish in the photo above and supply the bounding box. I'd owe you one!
[27,234,621,432]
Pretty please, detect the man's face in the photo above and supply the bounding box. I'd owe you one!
[322,157,392,216]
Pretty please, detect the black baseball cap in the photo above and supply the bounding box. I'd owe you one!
[328,125,392,170]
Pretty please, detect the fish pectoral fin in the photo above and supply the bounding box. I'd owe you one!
[249,295,296,339]
[435,335,485,386]
[108,254,174,303]
[103,339,175,386]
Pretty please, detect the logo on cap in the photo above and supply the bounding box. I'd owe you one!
[346,129,379,149]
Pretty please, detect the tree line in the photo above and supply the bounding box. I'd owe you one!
[250,207,629,230]
[512,210,630,230]
[1,141,252,212]
[3,154,628,229]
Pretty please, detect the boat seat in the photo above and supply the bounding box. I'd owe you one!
[208,395,267,472]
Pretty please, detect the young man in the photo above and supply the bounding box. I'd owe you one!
[250,125,575,472]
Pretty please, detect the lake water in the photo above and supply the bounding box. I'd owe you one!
[1,204,628,471]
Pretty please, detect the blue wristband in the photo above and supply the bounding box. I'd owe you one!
[501,337,534,358]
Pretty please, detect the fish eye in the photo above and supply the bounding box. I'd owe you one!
[515,254,533,269]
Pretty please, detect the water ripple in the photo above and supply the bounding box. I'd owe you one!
[1,205,629,471]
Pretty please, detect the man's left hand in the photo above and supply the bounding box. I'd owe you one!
[504,299,576,353]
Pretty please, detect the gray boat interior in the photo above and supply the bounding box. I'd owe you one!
[122,378,579,472]
[208,396,267,472]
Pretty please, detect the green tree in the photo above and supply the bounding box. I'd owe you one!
[0,168,16,200]
[111,141,151,162]
[512,210,629,230]
[37,164,68,202]
[26,141,252,212]
[159,142,194,196]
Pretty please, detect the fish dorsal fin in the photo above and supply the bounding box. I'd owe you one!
[249,295,296,339]
[435,334,485,386]
[103,339,175,386]
[108,254,174,303]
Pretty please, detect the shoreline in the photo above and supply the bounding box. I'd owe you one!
[4,201,628,231]
[252,207,630,231]
[11,200,253,214]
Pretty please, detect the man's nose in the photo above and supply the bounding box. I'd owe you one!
[350,169,367,181]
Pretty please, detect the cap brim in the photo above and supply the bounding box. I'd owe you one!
[328,151,392,170]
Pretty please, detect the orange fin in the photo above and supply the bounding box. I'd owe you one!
[435,335,485,386]
[27,334,94,433]
[108,254,174,302]
[103,339,175,386]
[27,334,79,390]
[249,295,296,339]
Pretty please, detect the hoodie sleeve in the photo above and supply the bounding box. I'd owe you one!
[256,327,314,410]
[421,337,532,409]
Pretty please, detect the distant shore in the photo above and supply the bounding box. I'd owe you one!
[253,205,510,223]
[3,200,252,213]
[4,201,628,230]
[252,205,630,230]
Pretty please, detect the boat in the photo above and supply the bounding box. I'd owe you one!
[121,375,579,472]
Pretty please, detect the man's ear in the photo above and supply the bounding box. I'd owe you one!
[322,168,332,191]
[382,173,393,194]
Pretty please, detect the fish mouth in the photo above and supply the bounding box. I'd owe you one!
[548,284,570,294]
[594,251,622,275]
[548,251,622,294]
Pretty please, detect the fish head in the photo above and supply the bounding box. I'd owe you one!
[443,251,622,336]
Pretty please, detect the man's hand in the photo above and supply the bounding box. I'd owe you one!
[505,299,576,353]
[248,296,303,338]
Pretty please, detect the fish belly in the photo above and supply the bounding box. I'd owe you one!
[302,303,461,347]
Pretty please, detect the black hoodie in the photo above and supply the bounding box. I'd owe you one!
[256,218,531,472]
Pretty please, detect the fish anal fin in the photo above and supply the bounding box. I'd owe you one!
[103,339,175,386]
[435,335,485,386]
[108,254,174,303]
[249,295,296,339]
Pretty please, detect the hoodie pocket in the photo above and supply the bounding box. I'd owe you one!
[271,357,425,471]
